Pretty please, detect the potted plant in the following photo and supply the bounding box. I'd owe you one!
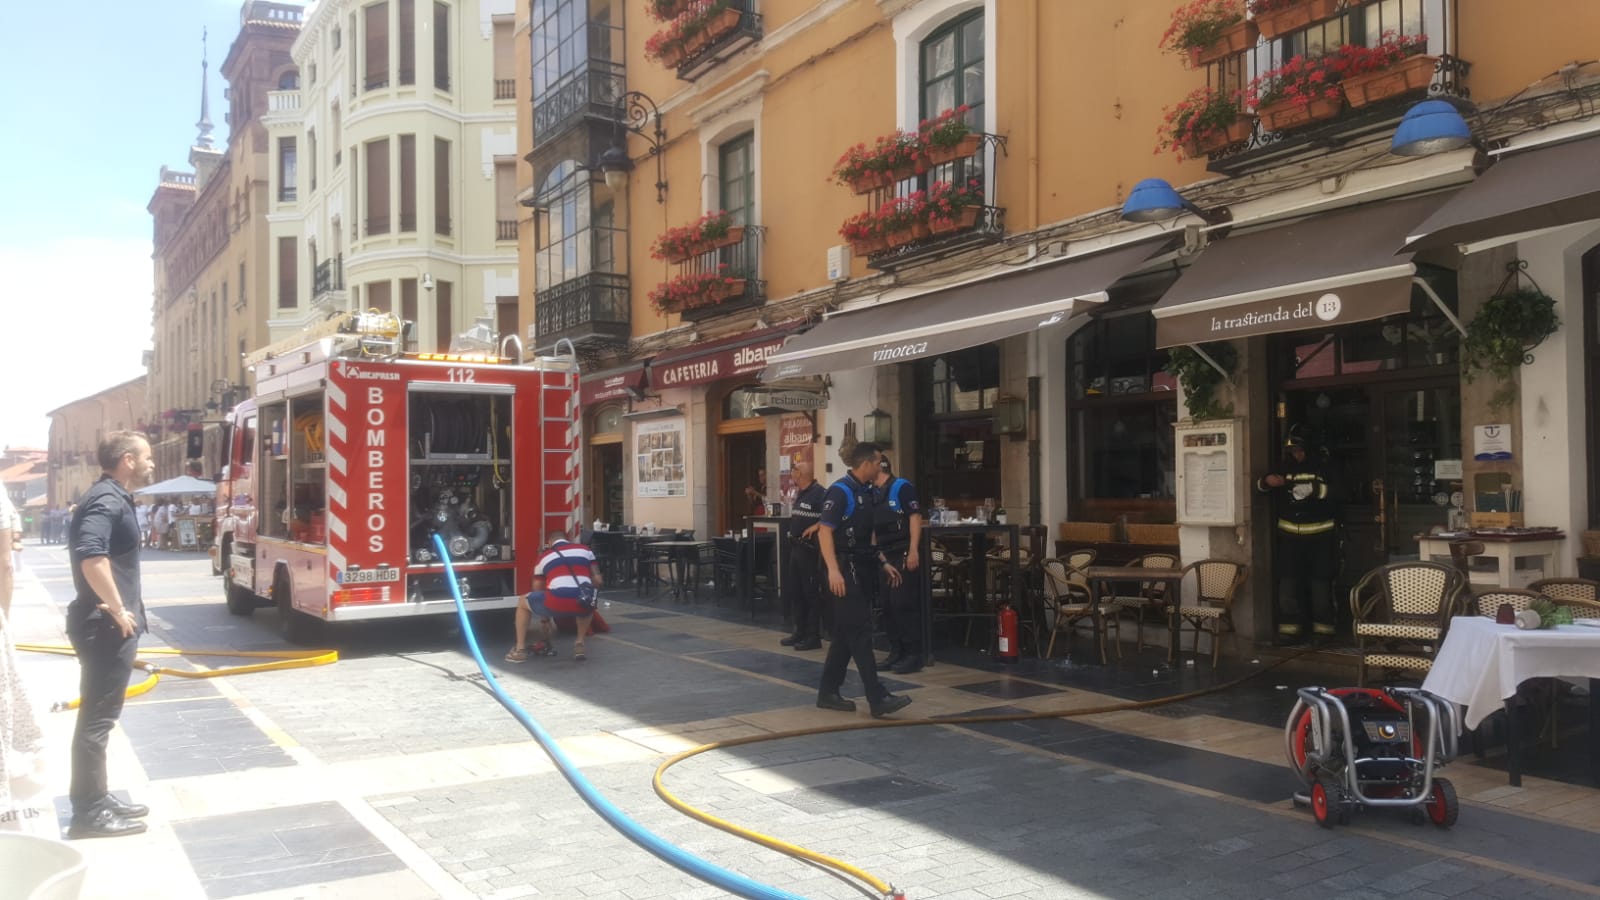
[1165,342,1237,420]
[650,211,742,264]
[832,143,885,193]
[877,193,930,247]
[647,265,748,315]
[1337,33,1435,108]
[1463,280,1560,411]
[1158,86,1253,159]
[646,0,692,21]
[840,211,887,255]
[920,105,982,165]
[1248,0,1341,40]
[1161,0,1257,68]
[1247,52,1345,131]
[705,1,742,41]
[645,20,687,67]
[873,131,926,183]
[927,178,985,233]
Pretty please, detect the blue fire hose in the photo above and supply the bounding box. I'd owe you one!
[431,534,805,900]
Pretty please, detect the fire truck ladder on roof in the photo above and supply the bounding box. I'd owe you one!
[541,338,582,540]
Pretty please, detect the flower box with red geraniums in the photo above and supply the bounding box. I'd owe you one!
[1247,52,1344,131]
[877,193,930,247]
[645,1,735,68]
[926,178,985,234]
[646,0,692,21]
[1336,33,1435,107]
[651,210,744,264]
[920,105,981,165]
[1160,0,1255,68]
[648,264,748,315]
[832,131,926,194]
[1157,85,1253,159]
[705,5,742,41]
[840,211,887,255]
[645,19,688,66]
[1248,0,1341,40]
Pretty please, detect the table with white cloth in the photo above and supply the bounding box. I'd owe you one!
[1420,616,1600,786]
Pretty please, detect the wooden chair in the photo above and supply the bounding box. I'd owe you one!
[1043,555,1112,662]
[1530,577,1600,616]
[1103,553,1181,652]
[1447,539,1485,578]
[1350,561,1466,687]
[1471,588,1544,618]
[1168,559,1247,669]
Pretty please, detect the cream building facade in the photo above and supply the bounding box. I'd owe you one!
[46,378,148,508]
[263,0,522,352]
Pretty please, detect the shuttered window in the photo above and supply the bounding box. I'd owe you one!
[398,0,415,85]
[363,2,389,91]
[365,138,390,235]
[398,134,417,232]
[277,237,297,309]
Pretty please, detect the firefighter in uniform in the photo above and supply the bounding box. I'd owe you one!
[872,456,926,674]
[780,461,826,651]
[1257,433,1338,644]
[815,442,912,718]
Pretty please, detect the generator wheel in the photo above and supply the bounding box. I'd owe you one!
[1426,777,1459,828]
[1311,774,1341,828]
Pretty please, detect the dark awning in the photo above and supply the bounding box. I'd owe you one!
[579,364,647,405]
[1151,192,1452,348]
[760,238,1176,381]
[648,325,801,389]
[1401,135,1600,252]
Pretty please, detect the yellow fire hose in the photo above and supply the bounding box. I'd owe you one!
[652,653,1304,898]
[15,644,339,711]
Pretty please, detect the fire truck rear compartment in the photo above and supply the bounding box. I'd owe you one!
[407,391,516,576]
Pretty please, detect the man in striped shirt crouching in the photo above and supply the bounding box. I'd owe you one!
[507,532,602,662]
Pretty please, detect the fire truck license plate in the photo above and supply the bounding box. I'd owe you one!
[341,568,402,584]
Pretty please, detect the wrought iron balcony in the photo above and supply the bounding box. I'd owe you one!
[532,60,625,150]
[534,272,631,352]
[677,226,767,322]
[677,0,762,83]
[313,255,344,305]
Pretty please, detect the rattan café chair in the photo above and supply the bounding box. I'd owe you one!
[1350,561,1466,687]
[1103,553,1181,652]
[1043,554,1110,662]
[1167,559,1247,669]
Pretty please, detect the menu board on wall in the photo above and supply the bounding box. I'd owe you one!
[778,412,815,506]
[635,418,687,498]
[1174,419,1240,526]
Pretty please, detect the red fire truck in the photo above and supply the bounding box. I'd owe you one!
[213,313,580,642]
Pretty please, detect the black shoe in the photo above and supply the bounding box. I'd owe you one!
[877,648,904,669]
[871,694,913,718]
[816,694,857,713]
[792,637,822,651]
[104,794,149,819]
[891,656,924,675]
[68,809,148,839]
[780,633,802,647]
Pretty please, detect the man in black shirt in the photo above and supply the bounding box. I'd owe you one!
[816,442,912,718]
[66,431,155,839]
[781,462,826,651]
[873,456,926,674]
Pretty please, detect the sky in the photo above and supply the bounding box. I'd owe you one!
[0,0,264,450]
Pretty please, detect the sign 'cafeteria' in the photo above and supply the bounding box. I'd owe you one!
[654,337,788,388]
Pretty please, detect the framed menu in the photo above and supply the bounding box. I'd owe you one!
[1175,419,1241,526]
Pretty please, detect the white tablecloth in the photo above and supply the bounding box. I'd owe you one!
[1421,616,1600,729]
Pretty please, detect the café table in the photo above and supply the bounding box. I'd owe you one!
[1085,564,1187,665]
[928,522,1024,658]
[641,540,710,604]
[1420,615,1600,786]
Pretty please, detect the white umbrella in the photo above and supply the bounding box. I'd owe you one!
[135,475,218,496]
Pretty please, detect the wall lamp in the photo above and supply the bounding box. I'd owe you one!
[1120,178,1230,225]
[599,91,668,203]
[1390,99,1474,157]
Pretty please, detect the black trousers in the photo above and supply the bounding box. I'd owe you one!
[1276,529,1337,636]
[67,619,140,817]
[880,546,923,655]
[788,543,823,640]
[819,560,889,705]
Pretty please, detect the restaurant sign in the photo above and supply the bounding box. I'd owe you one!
[579,366,646,405]
[653,335,791,388]
[750,388,827,411]
[1154,277,1414,349]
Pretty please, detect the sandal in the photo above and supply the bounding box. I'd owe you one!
[504,647,529,663]
[573,641,587,661]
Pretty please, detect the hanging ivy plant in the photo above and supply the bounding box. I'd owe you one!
[1462,263,1560,411]
[1165,342,1237,420]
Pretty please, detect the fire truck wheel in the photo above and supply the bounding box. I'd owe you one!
[274,578,323,645]
[225,569,255,617]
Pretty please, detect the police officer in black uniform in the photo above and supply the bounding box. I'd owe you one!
[780,461,826,651]
[816,442,912,718]
[872,455,926,674]
[1257,432,1338,645]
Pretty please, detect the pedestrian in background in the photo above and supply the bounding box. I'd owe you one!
[0,490,16,623]
[507,532,601,662]
[815,442,911,719]
[65,431,155,839]
[151,501,170,550]
[873,455,926,674]
[781,462,826,651]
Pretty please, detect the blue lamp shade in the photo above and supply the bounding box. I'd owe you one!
[1121,178,1191,223]
[1390,100,1472,157]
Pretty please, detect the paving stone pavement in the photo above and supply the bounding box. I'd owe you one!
[9,545,1600,900]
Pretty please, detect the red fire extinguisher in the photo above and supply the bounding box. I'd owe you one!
[997,602,1019,663]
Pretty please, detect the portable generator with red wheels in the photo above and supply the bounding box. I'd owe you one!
[1285,686,1462,829]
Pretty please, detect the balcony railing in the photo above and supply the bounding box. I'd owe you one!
[677,226,767,322]
[1198,0,1469,175]
[313,255,344,303]
[865,133,1008,273]
[496,219,518,242]
[279,185,297,203]
[367,214,390,236]
[532,60,625,149]
[399,212,417,233]
[677,0,762,83]
[534,272,631,351]
[266,90,301,112]
[494,78,515,100]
